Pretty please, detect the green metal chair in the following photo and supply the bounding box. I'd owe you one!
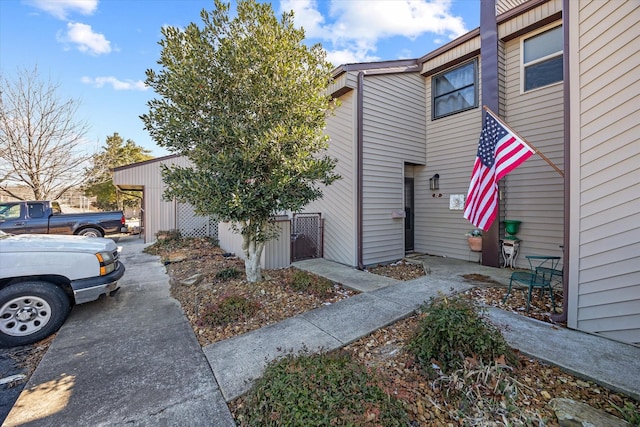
[534,245,564,289]
[503,255,561,312]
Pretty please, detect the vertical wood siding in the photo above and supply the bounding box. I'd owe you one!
[573,0,640,344]
[303,90,357,266]
[217,220,291,270]
[113,156,191,242]
[361,73,426,266]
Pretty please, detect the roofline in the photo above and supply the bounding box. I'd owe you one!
[111,154,181,172]
[417,0,553,66]
[331,59,419,78]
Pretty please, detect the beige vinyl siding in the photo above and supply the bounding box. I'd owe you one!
[498,0,562,37]
[421,36,480,75]
[113,155,191,243]
[328,72,358,96]
[569,0,640,344]
[415,85,483,260]
[501,28,565,263]
[303,90,357,266]
[361,73,426,266]
[497,0,529,15]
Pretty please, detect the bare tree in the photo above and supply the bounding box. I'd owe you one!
[0,66,93,200]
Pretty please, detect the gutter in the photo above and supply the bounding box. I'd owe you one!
[552,0,571,323]
[357,71,364,270]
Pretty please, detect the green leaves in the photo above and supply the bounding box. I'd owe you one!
[407,296,518,375]
[84,132,152,210]
[239,351,410,426]
[142,0,340,278]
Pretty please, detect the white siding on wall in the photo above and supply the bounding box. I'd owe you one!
[571,0,640,345]
[361,73,426,266]
[217,220,291,270]
[303,90,357,266]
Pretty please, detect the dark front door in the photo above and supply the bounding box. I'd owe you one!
[404,178,414,251]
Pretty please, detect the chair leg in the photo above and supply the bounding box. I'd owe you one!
[503,280,514,303]
[526,286,533,312]
[547,285,556,312]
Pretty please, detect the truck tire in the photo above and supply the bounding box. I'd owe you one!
[77,227,103,238]
[0,282,71,348]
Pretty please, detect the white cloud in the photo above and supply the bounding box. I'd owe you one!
[58,22,111,55]
[281,0,468,64]
[81,76,148,91]
[25,0,98,20]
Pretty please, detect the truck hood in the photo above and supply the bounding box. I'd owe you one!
[0,232,116,254]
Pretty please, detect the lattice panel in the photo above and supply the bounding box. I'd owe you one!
[292,213,322,261]
[177,203,218,239]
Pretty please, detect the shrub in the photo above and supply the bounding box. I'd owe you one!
[288,269,333,297]
[215,267,241,279]
[407,295,517,375]
[197,295,260,327]
[237,350,409,426]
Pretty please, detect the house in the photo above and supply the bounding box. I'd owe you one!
[305,0,566,270]
[112,0,639,346]
[112,155,218,242]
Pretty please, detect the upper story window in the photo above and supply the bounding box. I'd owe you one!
[432,59,478,119]
[523,24,563,91]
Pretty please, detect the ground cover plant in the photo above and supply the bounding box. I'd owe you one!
[407,296,518,375]
[235,350,410,426]
[147,236,638,426]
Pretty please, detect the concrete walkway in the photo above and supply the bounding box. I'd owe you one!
[3,237,235,427]
[4,237,639,426]
[205,257,640,403]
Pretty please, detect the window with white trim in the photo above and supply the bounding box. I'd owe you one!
[523,24,563,91]
[432,59,478,119]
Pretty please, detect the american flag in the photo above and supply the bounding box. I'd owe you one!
[464,109,535,231]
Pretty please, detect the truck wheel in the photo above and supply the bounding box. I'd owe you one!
[77,227,103,238]
[0,282,71,348]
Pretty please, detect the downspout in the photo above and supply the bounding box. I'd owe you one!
[357,71,365,270]
[553,0,570,323]
[480,0,500,267]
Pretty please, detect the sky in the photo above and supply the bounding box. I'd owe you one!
[0,0,480,158]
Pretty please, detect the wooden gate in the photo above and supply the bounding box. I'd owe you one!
[291,213,323,262]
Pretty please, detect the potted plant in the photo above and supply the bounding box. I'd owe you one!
[465,229,482,252]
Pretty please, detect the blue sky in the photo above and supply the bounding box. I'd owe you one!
[0,0,480,158]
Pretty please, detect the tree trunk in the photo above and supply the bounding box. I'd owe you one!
[241,230,265,283]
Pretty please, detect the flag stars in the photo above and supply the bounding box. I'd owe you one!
[478,114,508,167]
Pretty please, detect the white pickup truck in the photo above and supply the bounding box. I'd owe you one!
[0,230,125,347]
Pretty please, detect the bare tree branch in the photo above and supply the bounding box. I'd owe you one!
[0,66,94,200]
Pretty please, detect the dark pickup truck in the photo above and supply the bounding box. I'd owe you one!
[0,201,127,237]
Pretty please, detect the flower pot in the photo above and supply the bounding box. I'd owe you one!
[467,236,482,252]
[504,220,521,236]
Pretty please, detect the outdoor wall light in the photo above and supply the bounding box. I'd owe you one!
[430,174,440,191]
